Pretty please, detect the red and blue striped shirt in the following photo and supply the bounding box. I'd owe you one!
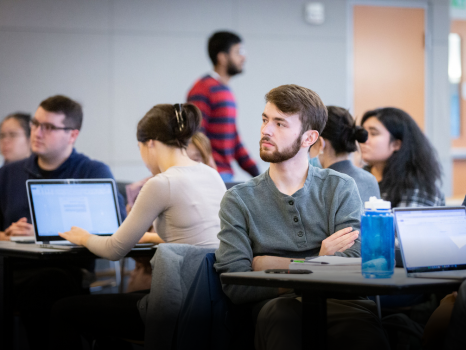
[187,75,259,177]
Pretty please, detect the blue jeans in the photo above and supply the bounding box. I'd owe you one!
[219,172,233,182]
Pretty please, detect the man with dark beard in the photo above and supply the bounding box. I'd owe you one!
[187,31,259,182]
[214,85,390,350]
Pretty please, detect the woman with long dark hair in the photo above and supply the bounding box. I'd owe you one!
[360,107,444,207]
[361,107,444,310]
[309,106,380,203]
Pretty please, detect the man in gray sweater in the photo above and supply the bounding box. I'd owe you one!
[214,85,389,350]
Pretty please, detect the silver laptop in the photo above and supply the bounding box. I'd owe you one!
[394,206,466,280]
[26,179,121,245]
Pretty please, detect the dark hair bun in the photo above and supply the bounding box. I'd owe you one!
[137,103,202,148]
[352,126,368,143]
[321,106,362,154]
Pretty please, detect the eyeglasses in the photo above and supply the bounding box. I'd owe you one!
[0,132,25,141]
[30,119,74,133]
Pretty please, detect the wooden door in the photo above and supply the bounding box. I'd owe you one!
[353,5,425,128]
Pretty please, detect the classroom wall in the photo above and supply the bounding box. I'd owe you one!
[0,0,452,193]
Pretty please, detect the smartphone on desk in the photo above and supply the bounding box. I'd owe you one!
[40,244,83,250]
[265,269,312,274]
[133,243,156,249]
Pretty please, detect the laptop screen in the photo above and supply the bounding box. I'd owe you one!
[394,207,466,274]
[27,180,121,242]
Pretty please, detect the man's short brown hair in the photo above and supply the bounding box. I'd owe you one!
[265,84,327,134]
[39,95,83,131]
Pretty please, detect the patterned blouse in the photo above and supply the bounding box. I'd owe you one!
[382,188,445,208]
[362,166,445,208]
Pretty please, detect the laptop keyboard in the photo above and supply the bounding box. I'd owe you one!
[415,270,466,278]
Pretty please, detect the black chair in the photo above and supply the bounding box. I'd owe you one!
[224,182,242,190]
[116,181,131,205]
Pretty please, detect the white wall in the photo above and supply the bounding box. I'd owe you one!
[0,0,451,189]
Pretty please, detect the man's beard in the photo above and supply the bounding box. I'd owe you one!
[227,59,242,76]
[259,134,302,163]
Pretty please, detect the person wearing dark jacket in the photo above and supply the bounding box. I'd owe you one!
[0,95,125,349]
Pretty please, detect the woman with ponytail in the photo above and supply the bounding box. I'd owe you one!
[50,103,226,349]
[309,106,380,203]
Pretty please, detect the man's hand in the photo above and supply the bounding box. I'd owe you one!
[59,226,92,246]
[319,227,359,256]
[4,218,34,238]
[252,256,292,271]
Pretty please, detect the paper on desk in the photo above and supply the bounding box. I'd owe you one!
[289,256,361,270]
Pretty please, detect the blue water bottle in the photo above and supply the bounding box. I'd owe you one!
[361,197,395,278]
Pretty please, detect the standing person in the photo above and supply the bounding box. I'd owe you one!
[50,103,226,349]
[360,107,444,208]
[0,95,126,349]
[187,31,259,182]
[0,113,31,166]
[309,106,380,203]
[214,85,389,350]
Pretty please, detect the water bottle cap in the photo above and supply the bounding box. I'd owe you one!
[364,196,391,210]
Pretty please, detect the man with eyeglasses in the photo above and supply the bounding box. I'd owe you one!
[0,95,125,239]
[0,95,125,349]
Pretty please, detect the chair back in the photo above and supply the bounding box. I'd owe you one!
[175,253,254,350]
[224,182,242,190]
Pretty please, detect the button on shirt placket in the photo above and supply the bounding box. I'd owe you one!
[288,198,307,248]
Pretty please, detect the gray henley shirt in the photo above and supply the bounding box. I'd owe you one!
[214,165,363,304]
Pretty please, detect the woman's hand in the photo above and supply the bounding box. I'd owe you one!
[59,226,92,246]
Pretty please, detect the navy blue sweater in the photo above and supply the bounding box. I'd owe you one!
[0,149,126,231]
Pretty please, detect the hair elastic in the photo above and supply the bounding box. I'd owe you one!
[173,104,184,132]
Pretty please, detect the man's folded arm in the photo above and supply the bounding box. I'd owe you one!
[333,179,363,258]
[214,190,279,304]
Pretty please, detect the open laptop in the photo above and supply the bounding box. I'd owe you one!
[394,206,466,280]
[26,179,121,246]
